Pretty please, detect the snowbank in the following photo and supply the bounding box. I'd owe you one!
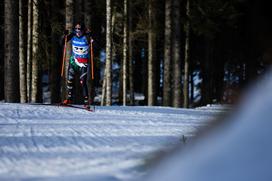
[144,72,272,181]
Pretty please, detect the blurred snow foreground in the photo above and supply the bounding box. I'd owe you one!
[145,71,272,181]
[0,102,225,180]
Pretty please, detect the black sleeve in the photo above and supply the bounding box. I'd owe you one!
[61,32,74,45]
[84,31,92,38]
[66,32,74,41]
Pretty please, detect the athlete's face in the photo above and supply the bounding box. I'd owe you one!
[75,24,82,37]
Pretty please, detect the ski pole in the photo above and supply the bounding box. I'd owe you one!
[90,38,94,80]
[89,37,95,111]
[61,35,68,77]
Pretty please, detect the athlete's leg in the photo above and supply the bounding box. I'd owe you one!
[79,66,89,106]
[66,57,76,103]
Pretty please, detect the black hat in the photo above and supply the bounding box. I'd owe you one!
[74,22,86,31]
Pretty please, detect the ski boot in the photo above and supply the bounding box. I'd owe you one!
[83,96,90,110]
[62,99,72,106]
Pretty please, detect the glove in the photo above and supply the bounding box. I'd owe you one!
[85,28,91,34]
[64,30,69,35]
[85,28,92,36]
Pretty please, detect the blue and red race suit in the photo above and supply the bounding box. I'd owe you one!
[64,31,92,103]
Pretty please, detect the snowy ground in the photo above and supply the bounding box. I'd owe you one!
[145,72,272,181]
[0,104,227,181]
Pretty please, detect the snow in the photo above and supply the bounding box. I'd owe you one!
[0,104,225,181]
[144,72,272,181]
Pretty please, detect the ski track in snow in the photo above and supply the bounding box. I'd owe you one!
[0,103,226,181]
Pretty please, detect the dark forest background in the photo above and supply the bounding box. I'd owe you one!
[1,0,272,107]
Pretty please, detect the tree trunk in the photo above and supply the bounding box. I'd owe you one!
[101,68,107,106]
[0,2,4,100]
[141,47,148,104]
[183,0,190,108]
[119,51,123,104]
[213,38,226,104]
[128,44,134,105]
[49,0,61,103]
[105,0,112,106]
[122,0,128,106]
[84,0,92,27]
[128,1,134,105]
[190,71,194,104]
[201,40,213,105]
[31,0,39,103]
[63,0,73,101]
[148,0,157,106]
[75,0,84,21]
[102,3,115,106]
[172,0,182,108]
[163,0,172,107]
[84,0,95,104]
[27,0,33,102]
[4,0,20,102]
[19,0,28,103]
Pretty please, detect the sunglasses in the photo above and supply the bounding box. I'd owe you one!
[75,47,84,50]
[75,27,82,31]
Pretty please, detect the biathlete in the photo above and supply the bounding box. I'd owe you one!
[62,22,92,109]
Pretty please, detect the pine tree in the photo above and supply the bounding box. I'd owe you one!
[128,1,134,105]
[4,0,20,102]
[19,0,28,103]
[84,0,92,27]
[63,0,73,101]
[163,0,172,107]
[27,0,32,102]
[172,0,182,107]
[49,0,62,103]
[105,0,113,106]
[0,2,4,101]
[122,0,128,106]
[31,0,39,102]
[148,0,157,106]
[183,0,190,108]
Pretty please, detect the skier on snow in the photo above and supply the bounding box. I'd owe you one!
[62,22,92,109]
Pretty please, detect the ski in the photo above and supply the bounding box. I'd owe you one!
[28,103,95,112]
[59,104,94,112]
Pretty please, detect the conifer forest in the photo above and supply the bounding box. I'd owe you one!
[1,0,271,107]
